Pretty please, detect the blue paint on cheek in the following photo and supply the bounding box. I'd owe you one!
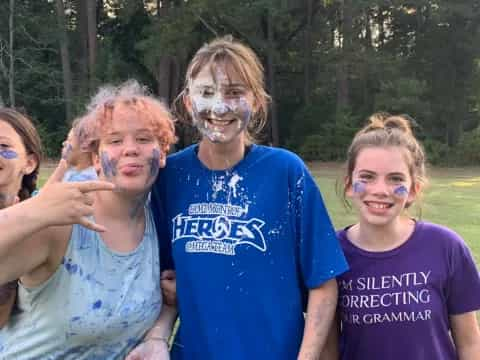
[92,300,102,309]
[394,185,409,197]
[150,148,160,177]
[62,143,73,160]
[100,151,117,178]
[0,150,18,159]
[353,181,366,193]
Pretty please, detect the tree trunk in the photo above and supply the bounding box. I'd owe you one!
[267,8,279,146]
[8,0,15,107]
[157,56,172,103]
[336,0,352,114]
[77,0,89,95]
[86,0,97,92]
[303,0,313,106]
[55,0,73,121]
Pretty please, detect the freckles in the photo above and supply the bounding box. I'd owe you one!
[100,151,118,178]
[352,181,366,194]
[0,150,18,160]
[393,185,409,197]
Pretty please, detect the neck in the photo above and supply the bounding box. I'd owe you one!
[198,136,247,170]
[72,155,93,172]
[94,188,148,222]
[350,216,415,252]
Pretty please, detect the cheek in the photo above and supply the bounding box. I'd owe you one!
[100,150,119,178]
[393,185,409,198]
[352,181,367,195]
[0,149,19,160]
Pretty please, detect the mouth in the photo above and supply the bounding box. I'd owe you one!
[205,117,236,127]
[364,201,393,210]
[119,163,144,175]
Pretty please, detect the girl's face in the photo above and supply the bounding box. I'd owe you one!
[186,64,256,144]
[0,120,37,205]
[93,110,166,194]
[346,146,417,227]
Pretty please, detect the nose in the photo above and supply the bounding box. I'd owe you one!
[211,97,230,117]
[122,137,140,156]
[370,179,390,196]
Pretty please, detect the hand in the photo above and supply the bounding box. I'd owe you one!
[161,270,176,306]
[34,159,114,232]
[125,339,170,360]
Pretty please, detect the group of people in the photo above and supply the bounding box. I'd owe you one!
[0,36,478,360]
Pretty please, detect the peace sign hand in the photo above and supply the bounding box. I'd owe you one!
[35,160,115,232]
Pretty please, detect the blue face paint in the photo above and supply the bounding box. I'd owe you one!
[352,181,366,194]
[149,148,160,178]
[393,185,409,197]
[100,151,117,179]
[0,149,18,159]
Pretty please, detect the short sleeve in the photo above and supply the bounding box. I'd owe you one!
[295,163,349,288]
[446,234,480,315]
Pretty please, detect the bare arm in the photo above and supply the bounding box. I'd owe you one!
[319,313,340,360]
[125,304,178,360]
[451,311,480,360]
[0,161,114,285]
[298,279,338,360]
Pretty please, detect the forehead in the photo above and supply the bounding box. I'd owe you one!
[101,105,153,134]
[0,120,23,144]
[190,61,246,87]
[355,146,411,174]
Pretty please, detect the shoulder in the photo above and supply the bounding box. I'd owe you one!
[166,144,196,165]
[416,221,465,246]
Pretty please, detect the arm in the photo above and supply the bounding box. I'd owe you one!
[125,304,178,360]
[298,279,338,360]
[0,161,114,285]
[450,311,480,360]
[320,313,340,360]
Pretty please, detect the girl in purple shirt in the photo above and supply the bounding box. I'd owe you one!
[325,113,480,359]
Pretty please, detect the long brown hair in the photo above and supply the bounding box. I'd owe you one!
[0,108,42,200]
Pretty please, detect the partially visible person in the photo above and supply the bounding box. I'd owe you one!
[326,113,480,359]
[0,80,177,359]
[0,108,42,328]
[152,36,349,360]
[61,116,98,182]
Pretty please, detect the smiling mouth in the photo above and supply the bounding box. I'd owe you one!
[206,117,236,127]
[364,201,393,209]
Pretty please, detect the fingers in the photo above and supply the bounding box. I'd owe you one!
[73,180,115,194]
[78,217,107,233]
[44,159,68,187]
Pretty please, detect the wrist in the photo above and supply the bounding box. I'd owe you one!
[145,335,169,345]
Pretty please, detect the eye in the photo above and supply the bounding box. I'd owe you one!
[108,138,122,145]
[137,136,153,143]
[358,173,374,182]
[225,88,245,97]
[0,143,10,148]
[390,175,406,183]
[200,88,215,97]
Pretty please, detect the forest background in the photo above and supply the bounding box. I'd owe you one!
[1,0,479,164]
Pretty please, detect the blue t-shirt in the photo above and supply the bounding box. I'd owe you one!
[152,144,348,360]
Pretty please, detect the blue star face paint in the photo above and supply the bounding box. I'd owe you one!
[352,181,366,194]
[100,151,117,179]
[393,185,409,197]
[0,149,18,160]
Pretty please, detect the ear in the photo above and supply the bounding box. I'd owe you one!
[407,181,421,203]
[183,93,193,114]
[23,154,38,176]
[344,176,354,198]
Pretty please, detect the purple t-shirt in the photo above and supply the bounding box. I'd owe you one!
[337,221,480,360]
